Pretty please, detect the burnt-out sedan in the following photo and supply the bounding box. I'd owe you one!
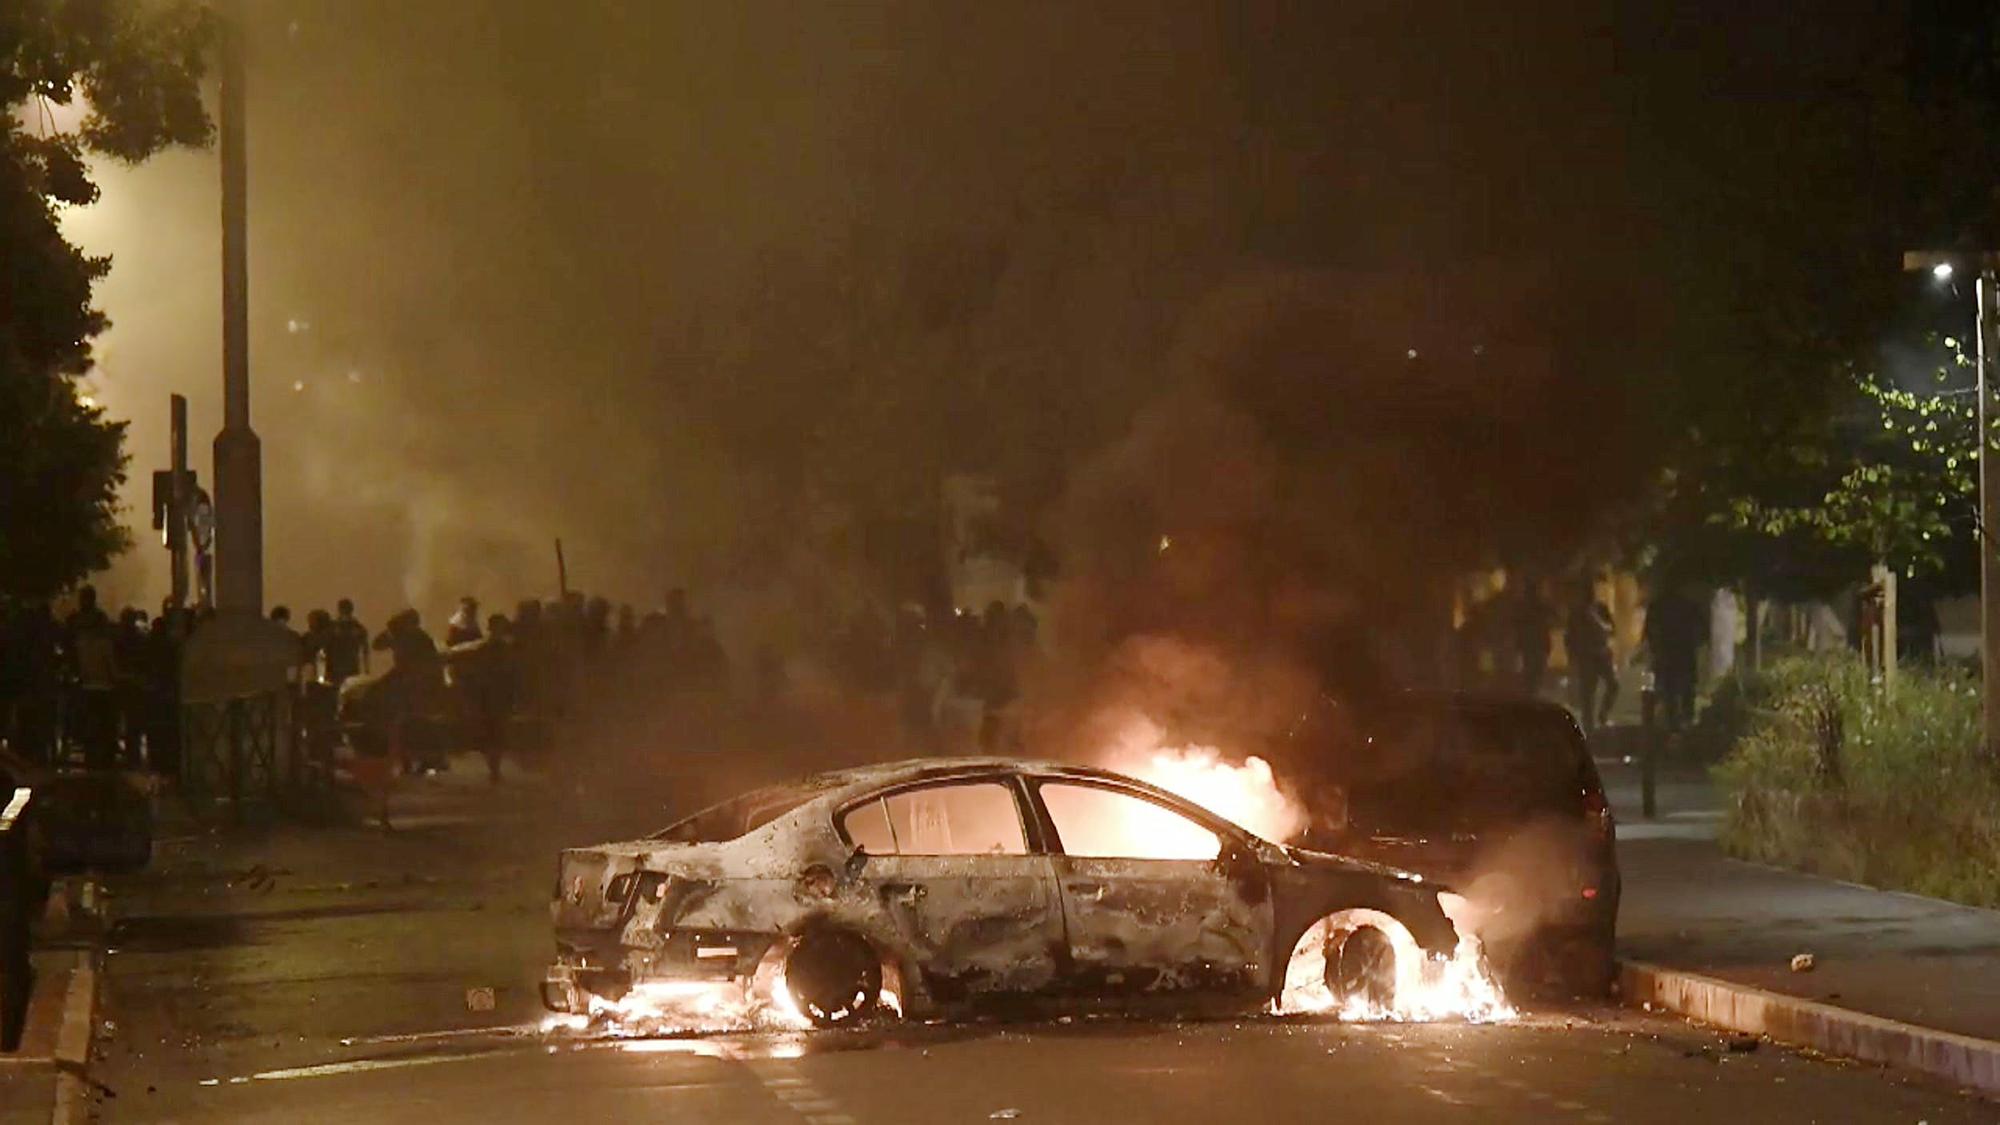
[543,757,1480,1028]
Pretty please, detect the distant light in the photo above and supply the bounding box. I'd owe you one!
[285,317,311,334]
[1158,534,1172,554]
[346,369,362,383]
[291,380,305,392]
[1406,348,1419,360]
[1934,263,1955,282]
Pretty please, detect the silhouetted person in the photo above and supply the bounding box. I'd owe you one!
[270,605,309,683]
[1566,586,1617,732]
[64,586,119,768]
[459,614,515,782]
[373,609,444,771]
[446,596,483,647]
[145,606,189,777]
[1644,586,1703,731]
[1512,581,1555,697]
[301,609,333,678]
[324,598,369,687]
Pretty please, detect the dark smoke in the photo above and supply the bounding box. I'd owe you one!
[1023,264,1645,768]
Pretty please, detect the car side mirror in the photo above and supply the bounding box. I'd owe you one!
[844,847,869,878]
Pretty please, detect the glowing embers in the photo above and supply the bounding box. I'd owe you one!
[1275,905,1514,1024]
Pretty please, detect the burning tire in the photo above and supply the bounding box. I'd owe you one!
[1328,924,1398,1010]
[783,929,882,1027]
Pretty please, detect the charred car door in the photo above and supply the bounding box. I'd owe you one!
[1029,778,1273,996]
[837,775,1064,999]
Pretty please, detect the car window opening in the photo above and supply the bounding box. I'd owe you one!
[1038,781,1222,861]
[843,781,1027,856]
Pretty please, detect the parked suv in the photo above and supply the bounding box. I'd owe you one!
[1280,691,1619,997]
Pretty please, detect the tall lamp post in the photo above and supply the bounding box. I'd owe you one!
[212,0,262,615]
[1904,250,2000,763]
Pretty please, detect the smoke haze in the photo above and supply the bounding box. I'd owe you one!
[58,2,1852,638]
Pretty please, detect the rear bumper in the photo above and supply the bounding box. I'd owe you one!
[543,929,781,1013]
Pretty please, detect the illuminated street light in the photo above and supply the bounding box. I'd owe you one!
[1905,249,2000,763]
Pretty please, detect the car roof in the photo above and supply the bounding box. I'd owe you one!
[808,755,1174,792]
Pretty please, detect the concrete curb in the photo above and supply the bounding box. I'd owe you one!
[51,952,96,1125]
[0,951,98,1125]
[1622,960,2000,1095]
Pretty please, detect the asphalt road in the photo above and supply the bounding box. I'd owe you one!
[90,1010,1998,1124]
[75,753,2000,1123]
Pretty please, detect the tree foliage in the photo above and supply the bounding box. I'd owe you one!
[0,0,213,601]
[1714,340,1991,591]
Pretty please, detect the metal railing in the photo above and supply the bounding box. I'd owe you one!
[0,787,33,1051]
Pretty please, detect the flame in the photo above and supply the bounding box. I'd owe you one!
[1275,902,1513,1023]
[1099,716,1307,846]
[1097,713,1511,1024]
[539,940,902,1039]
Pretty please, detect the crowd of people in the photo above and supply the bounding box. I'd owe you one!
[1455,577,1696,735]
[0,585,199,774]
[0,570,1046,796]
[284,587,734,782]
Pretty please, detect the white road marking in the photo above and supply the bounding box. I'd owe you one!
[244,1047,521,1082]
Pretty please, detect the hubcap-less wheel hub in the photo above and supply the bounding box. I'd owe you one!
[1329,926,1397,1010]
[786,931,881,1026]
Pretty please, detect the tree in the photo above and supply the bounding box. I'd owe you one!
[0,0,212,600]
[1731,342,1989,585]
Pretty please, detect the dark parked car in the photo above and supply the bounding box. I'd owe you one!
[544,756,1467,1027]
[1281,692,1620,997]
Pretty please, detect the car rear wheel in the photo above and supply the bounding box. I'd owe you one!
[1328,925,1398,1010]
[784,929,882,1027]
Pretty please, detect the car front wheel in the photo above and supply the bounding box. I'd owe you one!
[1328,925,1398,1010]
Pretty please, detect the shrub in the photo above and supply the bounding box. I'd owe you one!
[1714,655,2000,908]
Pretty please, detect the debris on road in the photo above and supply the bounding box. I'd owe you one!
[1790,953,1816,973]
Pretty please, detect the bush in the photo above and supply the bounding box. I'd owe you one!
[1714,655,2000,907]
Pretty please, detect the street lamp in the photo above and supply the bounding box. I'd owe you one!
[1905,249,2000,763]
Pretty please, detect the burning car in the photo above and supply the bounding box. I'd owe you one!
[543,756,1502,1030]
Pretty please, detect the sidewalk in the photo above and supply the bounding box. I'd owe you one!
[1600,750,2000,1075]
